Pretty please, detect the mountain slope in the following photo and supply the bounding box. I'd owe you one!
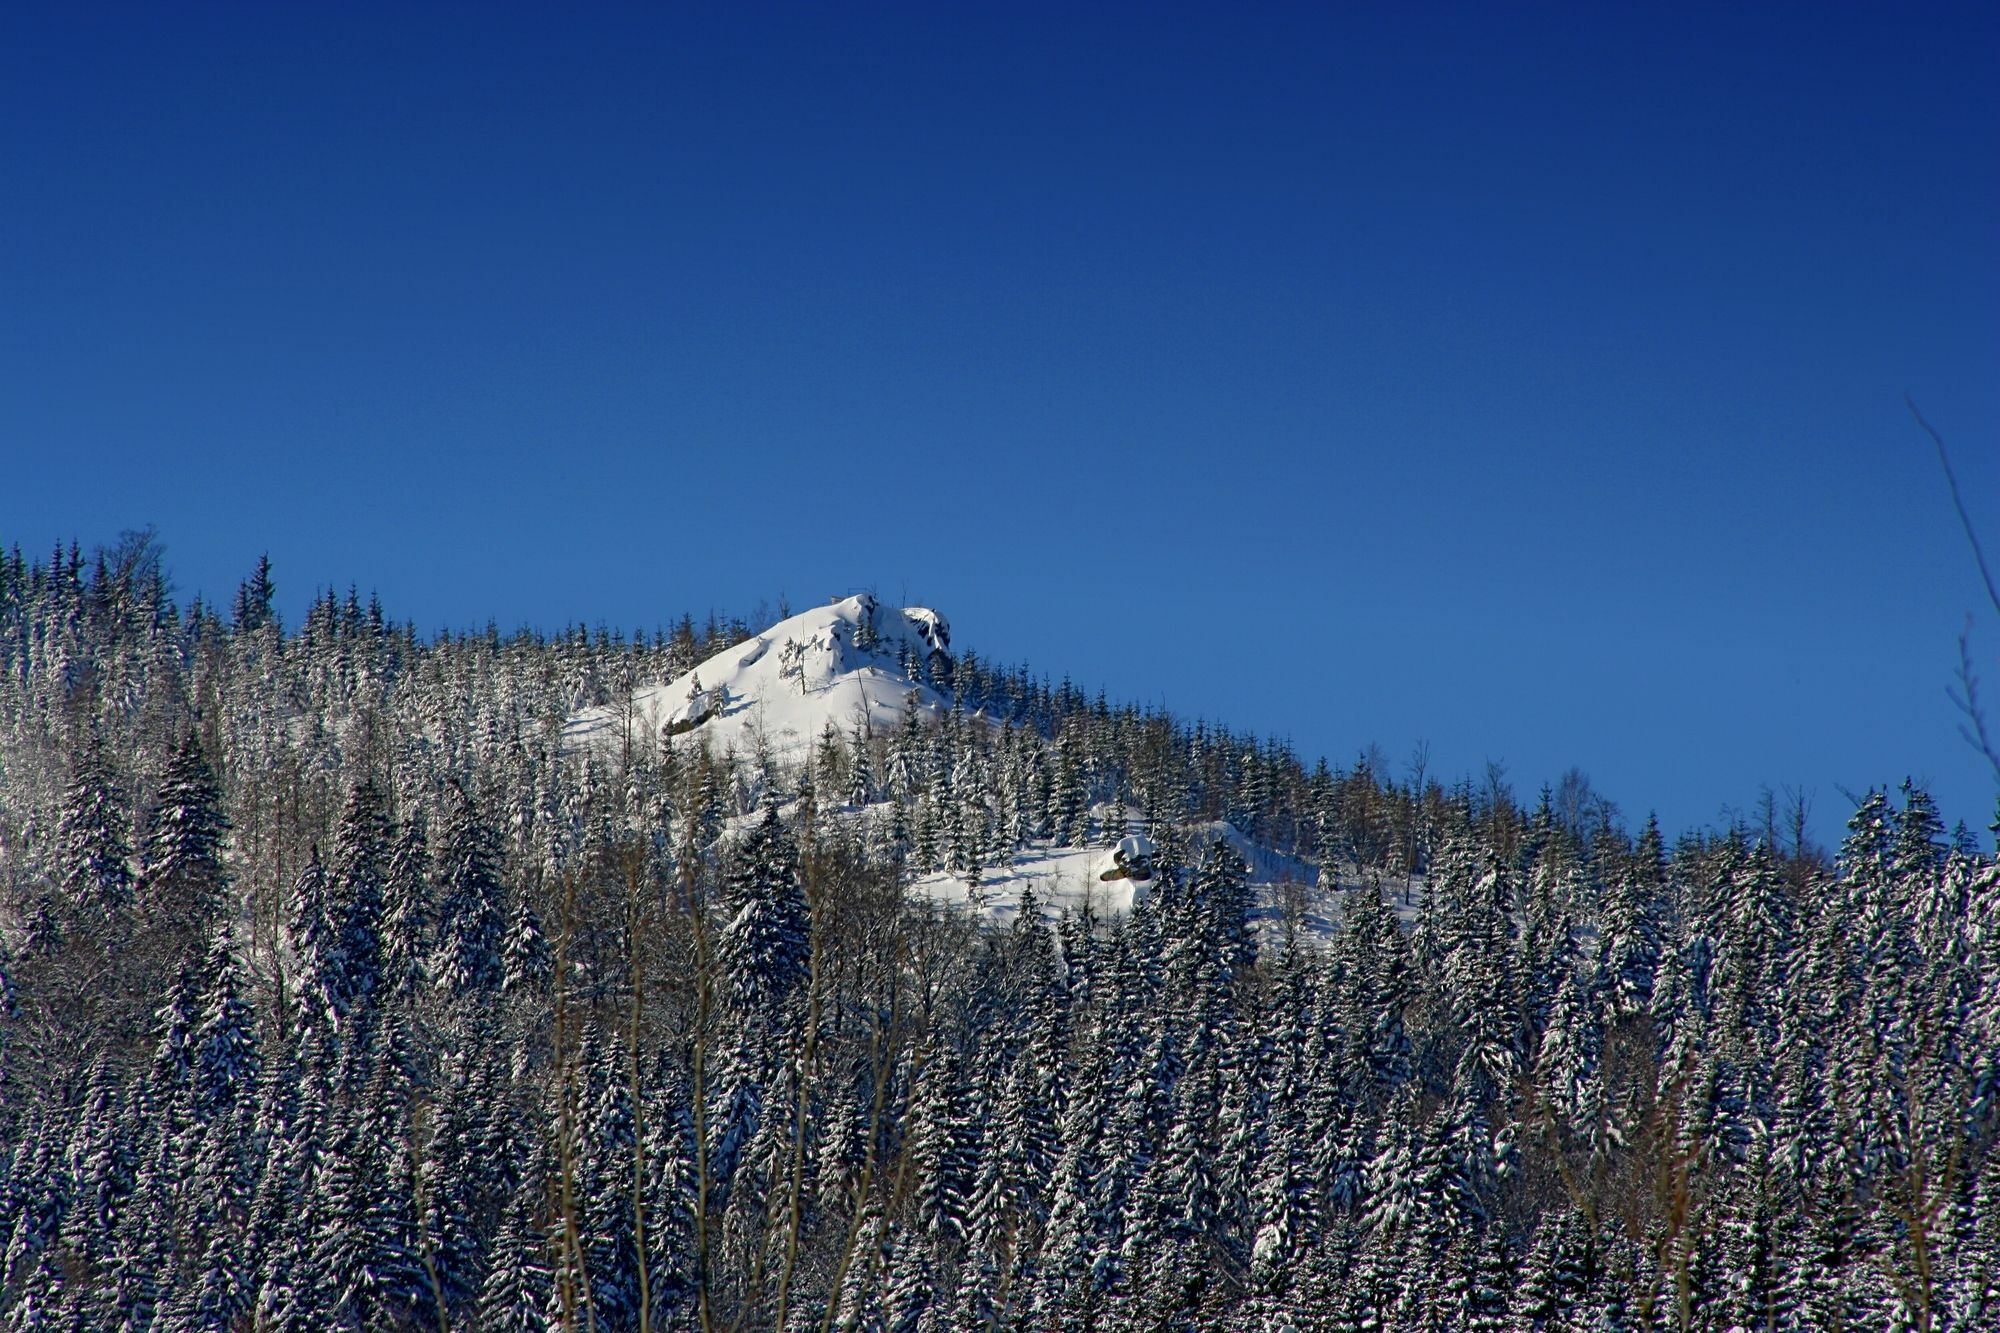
[568,592,1346,933]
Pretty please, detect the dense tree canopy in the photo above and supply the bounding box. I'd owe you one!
[1,541,1997,1330]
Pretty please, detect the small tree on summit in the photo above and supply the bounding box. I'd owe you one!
[778,637,809,696]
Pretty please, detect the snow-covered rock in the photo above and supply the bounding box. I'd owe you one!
[1095,833,1158,887]
[564,593,953,760]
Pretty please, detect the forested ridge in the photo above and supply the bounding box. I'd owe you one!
[3,537,1998,1332]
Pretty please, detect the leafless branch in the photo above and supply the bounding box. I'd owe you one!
[1910,394,2000,618]
[1912,395,2000,788]
[1949,620,2000,786]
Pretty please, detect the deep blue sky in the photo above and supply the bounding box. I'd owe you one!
[5,3,1997,845]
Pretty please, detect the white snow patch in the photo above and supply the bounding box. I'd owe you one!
[911,819,1343,941]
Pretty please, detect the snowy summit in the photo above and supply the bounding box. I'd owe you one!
[564,593,955,762]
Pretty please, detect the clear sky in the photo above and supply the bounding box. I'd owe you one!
[4,2,1997,846]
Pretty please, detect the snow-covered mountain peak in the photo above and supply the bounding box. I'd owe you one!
[565,593,954,760]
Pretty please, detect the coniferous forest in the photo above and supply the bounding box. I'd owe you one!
[3,536,1999,1333]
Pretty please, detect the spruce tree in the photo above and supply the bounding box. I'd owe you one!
[433,788,508,997]
[193,922,258,1121]
[56,733,133,919]
[381,814,432,1003]
[718,799,810,1028]
[480,1176,553,1332]
[285,848,343,1036]
[501,886,552,994]
[138,728,230,932]
[329,779,391,1029]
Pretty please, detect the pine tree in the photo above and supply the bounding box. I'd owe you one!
[907,1029,975,1251]
[719,800,810,1028]
[138,728,230,931]
[331,778,391,1027]
[481,1175,554,1332]
[1192,842,1257,988]
[433,787,508,996]
[381,814,432,1003]
[1598,856,1661,1018]
[56,733,134,918]
[232,553,276,631]
[194,922,258,1121]
[286,847,343,1035]
[847,721,875,808]
[501,886,553,994]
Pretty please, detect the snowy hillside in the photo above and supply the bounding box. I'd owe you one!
[910,815,1340,939]
[564,593,955,761]
[572,595,1357,932]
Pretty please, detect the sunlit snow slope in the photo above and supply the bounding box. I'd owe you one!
[564,594,953,761]
[910,818,1334,938]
